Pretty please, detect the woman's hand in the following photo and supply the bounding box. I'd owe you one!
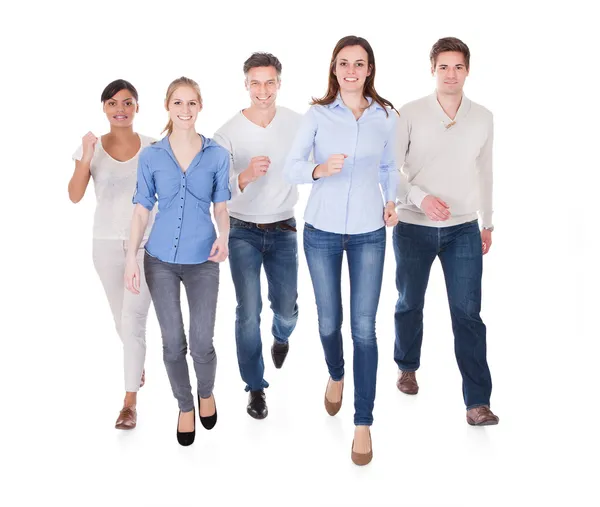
[208,236,229,262]
[384,201,398,227]
[124,255,141,294]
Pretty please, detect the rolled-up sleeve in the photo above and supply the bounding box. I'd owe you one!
[284,107,319,184]
[379,112,400,203]
[132,151,157,210]
[212,152,232,203]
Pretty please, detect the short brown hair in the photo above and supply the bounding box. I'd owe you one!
[430,37,470,70]
[243,52,282,77]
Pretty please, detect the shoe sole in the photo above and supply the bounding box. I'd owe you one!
[115,423,136,430]
[247,409,268,420]
[396,383,418,395]
[467,418,499,426]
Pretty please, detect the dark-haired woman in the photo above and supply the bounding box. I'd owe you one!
[285,36,399,466]
[68,79,156,430]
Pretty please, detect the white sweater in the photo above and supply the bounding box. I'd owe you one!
[395,93,494,228]
[213,106,302,224]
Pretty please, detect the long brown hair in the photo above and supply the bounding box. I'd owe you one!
[162,77,203,135]
[311,35,397,116]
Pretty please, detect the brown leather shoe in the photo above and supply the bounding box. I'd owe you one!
[115,406,137,430]
[324,377,344,416]
[396,370,419,395]
[466,405,499,426]
[351,430,373,466]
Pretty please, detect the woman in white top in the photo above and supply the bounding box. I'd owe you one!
[68,79,155,430]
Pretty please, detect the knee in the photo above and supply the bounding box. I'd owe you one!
[190,331,216,362]
[450,297,482,322]
[162,336,187,363]
[318,313,341,338]
[351,314,376,345]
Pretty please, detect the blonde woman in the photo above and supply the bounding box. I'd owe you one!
[125,77,230,446]
[68,79,155,431]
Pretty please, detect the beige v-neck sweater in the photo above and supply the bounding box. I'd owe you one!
[395,93,494,228]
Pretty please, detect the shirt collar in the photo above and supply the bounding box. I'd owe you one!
[327,93,384,111]
[428,91,472,126]
[153,134,212,153]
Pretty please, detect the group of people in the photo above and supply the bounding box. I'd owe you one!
[68,35,498,466]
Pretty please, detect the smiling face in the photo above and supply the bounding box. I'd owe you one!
[245,65,280,110]
[103,89,138,128]
[165,86,202,131]
[432,51,469,96]
[334,44,372,93]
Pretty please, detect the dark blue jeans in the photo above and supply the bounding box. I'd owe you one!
[228,217,299,392]
[303,223,386,426]
[393,220,493,409]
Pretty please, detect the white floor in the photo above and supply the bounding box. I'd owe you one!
[5,219,597,506]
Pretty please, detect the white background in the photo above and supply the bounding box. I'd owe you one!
[2,0,598,505]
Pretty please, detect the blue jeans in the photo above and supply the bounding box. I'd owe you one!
[303,223,386,426]
[228,217,299,392]
[393,220,493,409]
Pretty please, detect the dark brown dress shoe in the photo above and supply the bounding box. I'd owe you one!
[466,405,499,426]
[115,406,137,430]
[396,370,419,395]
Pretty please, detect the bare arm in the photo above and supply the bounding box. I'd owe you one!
[208,201,230,262]
[68,132,97,203]
[124,204,150,294]
[68,160,92,203]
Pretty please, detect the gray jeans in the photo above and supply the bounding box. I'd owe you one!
[144,252,219,412]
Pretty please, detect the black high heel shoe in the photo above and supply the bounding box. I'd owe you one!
[199,394,217,430]
[176,408,196,446]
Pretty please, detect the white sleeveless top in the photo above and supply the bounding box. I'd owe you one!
[72,134,156,239]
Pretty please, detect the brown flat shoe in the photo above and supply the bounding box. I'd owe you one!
[466,405,499,426]
[139,369,145,388]
[396,370,418,395]
[351,430,373,466]
[324,377,344,416]
[115,406,137,430]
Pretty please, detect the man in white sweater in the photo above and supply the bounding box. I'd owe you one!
[213,53,302,420]
[393,37,499,426]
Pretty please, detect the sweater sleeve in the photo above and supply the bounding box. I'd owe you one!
[477,115,494,227]
[395,111,428,208]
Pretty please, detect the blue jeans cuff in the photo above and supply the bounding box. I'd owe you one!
[244,379,269,392]
[466,402,490,410]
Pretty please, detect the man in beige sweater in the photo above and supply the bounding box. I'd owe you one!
[393,37,498,425]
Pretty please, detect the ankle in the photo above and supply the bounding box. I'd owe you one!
[124,392,137,408]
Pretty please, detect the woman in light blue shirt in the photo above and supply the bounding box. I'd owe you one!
[125,77,231,446]
[285,35,399,466]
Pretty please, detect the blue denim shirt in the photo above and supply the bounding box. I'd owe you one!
[284,95,399,235]
[133,135,231,264]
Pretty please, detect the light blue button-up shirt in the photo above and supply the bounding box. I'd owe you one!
[284,95,398,235]
[133,135,231,264]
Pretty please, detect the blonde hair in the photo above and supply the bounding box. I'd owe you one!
[162,76,203,135]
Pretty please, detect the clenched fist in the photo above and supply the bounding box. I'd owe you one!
[81,131,98,163]
[239,156,271,190]
[313,154,347,179]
